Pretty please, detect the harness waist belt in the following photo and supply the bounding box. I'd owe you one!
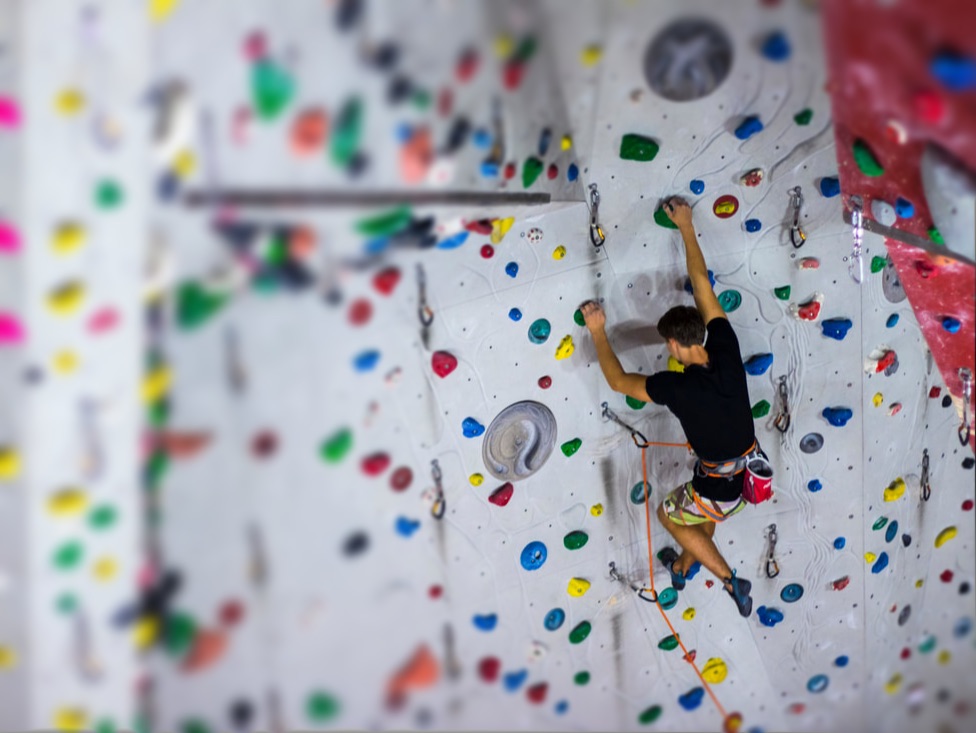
[696,439,760,480]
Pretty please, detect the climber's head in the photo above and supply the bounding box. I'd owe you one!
[658,306,706,365]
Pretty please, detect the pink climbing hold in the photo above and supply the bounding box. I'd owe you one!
[0,222,21,253]
[0,96,21,128]
[348,298,373,326]
[242,31,267,61]
[373,266,401,295]
[527,682,548,704]
[87,307,120,335]
[0,313,25,345]
[437,88,453,118]
[361,452,391,476]
[488,482,514,506]
[798,257,820,270]
[431,351,458,378]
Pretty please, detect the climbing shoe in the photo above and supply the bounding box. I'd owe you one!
[724,571,753,618]
[657,547,686,591]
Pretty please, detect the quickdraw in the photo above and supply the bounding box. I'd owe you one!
[921,449,931,502]
[764,524,780,579]
[772,375,791,434]
[589,183,606,248]
[429,459,446,519]
[417,264,434,350]
[788,186,806,248]
[959,367,973,447]
[848,195,864,284]
[608,561,657,604]
[602,401,650,448]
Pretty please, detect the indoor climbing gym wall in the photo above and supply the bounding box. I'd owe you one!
[0,1,974,733]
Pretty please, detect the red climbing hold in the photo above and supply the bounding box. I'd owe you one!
[348,298,373,326]
[683,649,697,663]
[705,580,714,589]
[373,267,401,296]
[789,703,806,715]
[914,259,937,278]
[183,628,228,673]
[431,351,458,378]
[503,162,516,180]
[832,576,851,591]
[428,584,443,599]
[480,244,494,259]
[478,656,501,682]
[538,375,552,389]
[219,599,245,627]
[963,500,974,511]
[456,47,480,83]
[901,647,911,659]
[488,482,514,506]
[251,431,278,459]
[876,350,896,373]
[797,300,822,321]
[390,466,413,492]
[527,682,548,704]
[503,60,527,90]
[361,453,391,476]
[437,88,453,118]
[914,90,945,124]
[941,570,954,583]
[465,219,493,235]
[547,163,558,180]
[930,387,942,398]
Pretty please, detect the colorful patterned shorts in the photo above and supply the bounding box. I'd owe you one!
[663,482,746,526]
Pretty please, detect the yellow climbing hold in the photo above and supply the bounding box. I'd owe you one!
[935,526,957,548]
[667,356,685,373]
[48,489,88,518]
[490,216,515,244]
[52,350,79,375]
[93,556,118,582]
[715,200,737,216]
[885,673,902,695]
[883,477,906,502]
[0,448,21,480]
[915,579,924,588]
[469,473,484,487]
[864,552,877,563]
[55,88,85,116]
[580,44,603,67]
[494,35,515,58]
[873,392,883,407]
[567,577,591,597]
[702,657,728,684]
[555,335,575,360]
[552,245,567,260]
[132,616,159,649]
[48,281,85,316]
[53,706,88,731]
[938,650,951,665]
[142,365,172,404]
[561,135,573,151]
[590,503,603,516]
[52,223,86,255]
[149,0,181,23]
[0,646,16,669]
[173,148,197,179]
[682,607,696,621]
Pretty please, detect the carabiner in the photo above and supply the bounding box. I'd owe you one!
[589,183,605,248]
[921,449,931,502]
[429,459,446,519]
[773,375,791,433]
[765,524,780,579]
[959,368,973,447]
[416,264,434,327]
[849,195,864,284]
[789,186,806,248]
[636,587,658,604]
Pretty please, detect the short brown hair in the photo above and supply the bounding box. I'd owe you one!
[658,306,705,347]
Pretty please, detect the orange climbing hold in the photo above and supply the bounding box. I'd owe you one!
[182,628,227,672]
[290,108,328,157]
[387,643,439,705]
[155,431,212,459]
[400,127,434,184]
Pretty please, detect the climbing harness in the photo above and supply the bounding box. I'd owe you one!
[959,367,973,447]
[848,195,864,284]
[429,459,446,519]
[764,523,780,579]
[589,183,606,248]
[772,375,791,433]
[416,263,434,350]
[921,449,931,502]
[696,440,774,504]
[788,186,806,248]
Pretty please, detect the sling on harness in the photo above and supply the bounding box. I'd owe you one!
[695,439,774,504]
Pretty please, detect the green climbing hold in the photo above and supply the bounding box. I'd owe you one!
[523,156,544,188]
[870,256,886,273]
[410,89,431,110]
[569,620,592,644]
[163,612,198,659]
[56,592,78,614]
[918,635,937,654]
[852,139,884,177]
[653,206,678,229]
[928,227,945,245]
[321,428,353,463]
[638,705,662,725]
[88,504,117,531]
[514,36,538,63]
[561,438,582,457]
[180,719,211,733]
[264,232,289,265]
[752,400,771,418]
[657,634,680,651]
[620,133,659,162]
[176,282,229,331]
[717,289,742,313]
[252,59,295,121]
[53,540,83,570]
[95,718,117,733]
[145,449,170,489]
[132,713,151,733]
[354,206,412,237]
[573,308,586,327]
[331,97,363,167]
[774,285,791,300]
[872,516,888,531]
[626,395,646,410]
[574,671,591,685]
[794,108,813,126]
[563,530,589,550]
[307,691,341,722]
[148,398,170,429]
[95,180,124,210]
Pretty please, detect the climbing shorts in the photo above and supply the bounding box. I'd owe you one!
[663,482,746,526]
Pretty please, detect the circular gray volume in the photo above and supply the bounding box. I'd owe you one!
[799,432,824,454]
[644,18,733,102]
[882,257,908,303]
[482,401,558,481]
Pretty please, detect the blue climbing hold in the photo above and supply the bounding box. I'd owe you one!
[781,583,804,603]
[822,406,853,427]
[395,123,413,143]
[462,417,485,438]
[353,350,380,372]
[683,270,715,292]
[757,606,784,627]
[885,520,899,544]
[684,561,701,580]
[473,613,498,631]
[942,316,961,333]
[472,128,492,149]
[954,617,973,638]
[745,218,762,232]
[834,655,849,667]
[886,313,899,328]
[658,587,678,610]
[744,353,774,376]
[630,481,650,504]
[395,516,420,537]
[734,115,763,140]
[822,318,853,340]
[509,307,522,322]
[931,50,976,91]
[760,31,791,62]
[364,237,391,255]
[505,261,519,278]
[819,176,841,198]
[808,479,823,492]
[520,541,548,571]
[834,536,846,549]
[567,163,579,181]
[538,128,552,157]
[690,179,705,195]
[503,669,527,691]
[807,674,829,693]
[157,171,180,201]
[895,197,915,218]
[544,608,566,631]
[678,687,705,711]
[555,700,569,715]
[871,552,889,574]
[437,231,470,249]
[481,161,500,178]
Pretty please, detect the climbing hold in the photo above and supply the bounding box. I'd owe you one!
[505,262,519,278]
[561,438,582,457]
[871,199,897,226]
[574,671,590,686]
[436,231,469,250]
[883,477,906,502]
[853,139,884,176]
[0,96,20,128]
[590,503,603,516]
[819,177,841,198]
[757,606,784,627]
[490,217,515,244]
[832,576,851,591]
[630,481,651,504]
[886,314,899,328]
[895,197,915,218]
[0,221,20,254]
[555,335,574,360]
[626,395,646,410]
[141,365,171,404]
[552,245,566,260]
[734,116,763,140]
[390,467,413,492]
[563,531,588,550]
[822,318,853,340]
[780,583,804,603]
[954,618,973,638]
[774,285,791,300]
[741,169,764,187]
[822,406,853,427]
[538,375,552,389]
[799,433,823,453]
[361,453,390,476]
[752,400,771,419]
[473,614,498,631]
[797,257,820,270]
[502,668,528,692]
[95,179,124,209]
[870,256,887,274]
[431,351,458,378]
[658,587,678,610]
[743,353,773,376]
[790,293,823,322]
[713,195,739,217]
[544,608,565,631]
[372,266,401,295]
[347,299,372,327]
[682,608,696,621]
[702,657,728,683]
[931,50,976,91]
[744,218,762,232]
[684,270,716,293]
[469,473,483,486]
[871,552,889,574]
[290,108,328,157]
[251,59,296,121]
[52,222,86,255]
[654,206,679,229]
[352,350,380,372]
[561,135,573,151]
[834,537,845,549]
[175,282,228,330]
[794,108,813,125]
[864,552,877,563]
[520,541,548,571]
[462,417,485,438]
[568,621,591,643]
[53,540,84,570]
[508,307,522,322]
[658,634,681,651]
[526,682,548,704]
[567,164,579,182]
[638,705,662,725]
[872,516,889,531]
[480,244,495,259]
[885,520,899,543]
[522,157,544,188]
[580,44,602,66]
[528,319,551,344]
[918,635,937,654]
[935,526,957,548]
[678,687,705,711]
[330,97,363,167]
[808,479,823,492]
[619,133,659,161]
[807,674,829,693]
[690,179,705,195]
[567,577,591,596]
[760,31,790,61]
[942,316,961,333]
[488,483,514,506]
[48,281,86,316]
[0,314,24,346]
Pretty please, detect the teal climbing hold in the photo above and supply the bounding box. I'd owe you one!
[717,290,741,312]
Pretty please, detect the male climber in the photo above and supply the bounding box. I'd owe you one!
[581,197,755,617]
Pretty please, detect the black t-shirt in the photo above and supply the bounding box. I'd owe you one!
[645,318,756,501]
